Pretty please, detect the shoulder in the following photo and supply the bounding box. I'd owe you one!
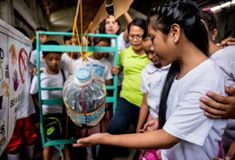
[183,59,225,94]
[211,46,235,66]
[141,63,153,77]
[119,47,132,57]
[61,53,68,60]
[189,59,223,80]
[60,68,69,79]
[31,75,38,83]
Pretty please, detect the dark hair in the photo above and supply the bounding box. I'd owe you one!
[36,27,47,32]
[158,62,179,128]
[99,16,121,34]
[63,29,72,43]
[200,10,217,33]
[42,40,61,56]
[93,37,111,46]
[128,18,148,39]
[148,0,209,128]
[148,0,208,55]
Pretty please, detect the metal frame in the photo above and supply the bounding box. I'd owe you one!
[36,31,118,159]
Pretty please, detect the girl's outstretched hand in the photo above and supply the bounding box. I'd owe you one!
[72,133,109,147]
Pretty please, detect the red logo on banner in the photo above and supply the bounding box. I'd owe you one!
[18,48,28,84]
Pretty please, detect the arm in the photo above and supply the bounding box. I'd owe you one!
[200,86,235,119]
[215,140,235,160]
[73,129,179,149]
[226,139,235,160]
[136,93,149,133]
[111,66,120,75]
[32,93,39,107]
[122,12,132,42]
[221,37,235,47]
[123,12,132,25]
[105,79,112,86]
[111,51,123,75]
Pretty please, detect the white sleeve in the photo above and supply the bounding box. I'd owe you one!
[30,76,38,94]
[118,32,130,52]
[29,50,36,66]
[140,69,148,93]
[60,53,67,71]
[104,62,113,80]
[210,49,235,87]
[163,75,225,146]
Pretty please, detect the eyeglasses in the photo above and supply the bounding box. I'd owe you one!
[143,36,151,41]
[128,34,143,41]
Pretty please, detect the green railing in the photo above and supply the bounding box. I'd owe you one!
[36,31,118,159]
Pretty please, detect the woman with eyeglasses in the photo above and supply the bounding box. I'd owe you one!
[94,18,150,160]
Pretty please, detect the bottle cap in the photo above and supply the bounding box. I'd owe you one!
[76,68,91,83]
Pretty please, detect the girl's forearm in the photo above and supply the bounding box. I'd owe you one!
[101,129,179,149]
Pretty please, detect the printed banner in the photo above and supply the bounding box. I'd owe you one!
[0,19,32,156]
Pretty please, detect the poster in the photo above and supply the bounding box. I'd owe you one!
[0,19,32,156]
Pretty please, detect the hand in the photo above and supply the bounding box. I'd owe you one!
[30,67,43,76]
[111,66,119,75]
[32,67,37,76]
[143,119,159,132]
[221,37,235,47]
[200,86,235,119]
[225,140,235,160]
[72,133,109,147]
[136,128,145,133]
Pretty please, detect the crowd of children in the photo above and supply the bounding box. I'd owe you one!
[2,0,235,160]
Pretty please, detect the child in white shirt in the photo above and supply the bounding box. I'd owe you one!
[137,38,171,133]
[30,40,69,160]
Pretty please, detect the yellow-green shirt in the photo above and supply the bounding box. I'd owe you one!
[119,47,149,107]
[86,52,93,57]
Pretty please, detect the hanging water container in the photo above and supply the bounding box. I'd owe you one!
[63,67,106,127]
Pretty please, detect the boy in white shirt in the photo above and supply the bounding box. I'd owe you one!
[74,38,113,84]
[30,40,69,160]
[92,37,113,85]
[137,38,170,133]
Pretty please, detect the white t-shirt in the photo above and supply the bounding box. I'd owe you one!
[111,32,130,86]
[74,57,112,81]
[111,32,130,52]
[29,49,46,68]
[210,46,235,149]
[210,46,235,87]
[140,62,170,118]
[61,53,78,75]
[30,68,68,115]
[16,61,35,119]
[99,58,113,81]
[161,59,227,160]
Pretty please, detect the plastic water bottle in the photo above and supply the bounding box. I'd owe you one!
[63,67,106,126]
